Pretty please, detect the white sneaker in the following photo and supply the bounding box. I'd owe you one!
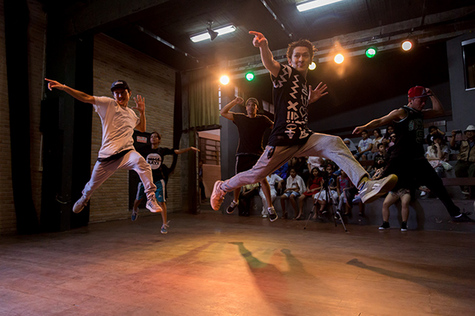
[161,221,170,234]
[359,174,398,204]
[267,207,278,222]
[210,180,226,211]
[73,195,89,213]
[146,197,163,213]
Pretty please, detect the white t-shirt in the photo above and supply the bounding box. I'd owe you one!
[358,138,373,152]
[260,173,284,195]
[286,174,306,193]
[93,96,140,159]
[307,156,324,171]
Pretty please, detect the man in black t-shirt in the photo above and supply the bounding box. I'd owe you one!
[353,86,473,222]
[220,96,274,217]
[210,31,398,218]
[133,131,199,233]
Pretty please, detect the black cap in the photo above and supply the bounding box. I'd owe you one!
[110,80,130,92]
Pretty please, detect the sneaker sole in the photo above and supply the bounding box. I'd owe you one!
[146,204,163,213]
[211,181,224,211]
[361,175,398,204]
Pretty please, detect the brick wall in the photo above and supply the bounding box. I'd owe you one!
[89,34,179,223]
[0,1,186,233]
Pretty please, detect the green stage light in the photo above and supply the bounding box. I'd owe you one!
[365,47,377,58]
[245,72,255,81]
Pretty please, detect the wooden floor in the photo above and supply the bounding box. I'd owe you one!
[1,205,475,316]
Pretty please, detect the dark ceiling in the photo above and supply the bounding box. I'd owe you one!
[42,0,475,72]
[40,0,475,126]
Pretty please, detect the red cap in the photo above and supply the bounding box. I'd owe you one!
[408,86,431,99]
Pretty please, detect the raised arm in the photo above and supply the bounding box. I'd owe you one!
[220,97,244,120]
[249,31,281,78]
[422,88,445,119]
[45,78,95,104]
[353,108,406,135]
[174,147,199,155]
[133,95,146,132]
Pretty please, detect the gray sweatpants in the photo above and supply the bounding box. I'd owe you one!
[82,150,156,200]
[222,133,368,193]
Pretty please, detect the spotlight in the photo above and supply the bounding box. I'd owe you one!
[245,72,255,81]
[365,47,377,58]
[334,53,344,64]
[402,40,414,51]
[220,75,230,85]
[308,62,317,70]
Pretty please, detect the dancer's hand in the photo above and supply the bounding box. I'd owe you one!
[308,82,328,104]
[45,78,65,91]
[133,95,145,113]
[249,31,268,48]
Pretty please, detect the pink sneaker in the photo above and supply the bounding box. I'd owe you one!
[210,180,226,211]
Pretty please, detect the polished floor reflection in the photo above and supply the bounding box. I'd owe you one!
[1,207,474,315]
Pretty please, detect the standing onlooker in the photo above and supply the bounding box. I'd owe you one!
[450,125,475,198]
[132,131,199,234]
[220,96,274,217]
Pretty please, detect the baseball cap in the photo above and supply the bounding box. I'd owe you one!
[110,80,130,92]
[245,97,259,106]
[464,125,475,133]
[408,86,431,99]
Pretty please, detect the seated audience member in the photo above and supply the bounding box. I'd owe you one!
[238,182,260,217]
[297,167,323,220]
[381,124,395,147]
[343,138,358,155]
[289,156,309,183]
[337,170,355,216]
[450,125,475,197]
[274,162,289,194]
[314,163,339,219]
[426,125,446,145]
[280,168,306,219]
[370,128,384,158]
[354,129,373,161]
[370,143,389,179]
[259,173,284,218]
[307,156,325,172]
[426,132,451,178]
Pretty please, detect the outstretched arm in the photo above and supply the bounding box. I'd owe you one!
[353,108,406,135]
[45,78,95,104]
[220,97,244,120]
[174,147,200,155]
[249,31,281,78]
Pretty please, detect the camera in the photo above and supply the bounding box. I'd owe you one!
[455,130,462,134]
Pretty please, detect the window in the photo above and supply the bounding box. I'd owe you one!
[462,38,475,91]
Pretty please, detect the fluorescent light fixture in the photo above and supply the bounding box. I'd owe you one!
[297,0,343,12]
[191,25,236,43]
